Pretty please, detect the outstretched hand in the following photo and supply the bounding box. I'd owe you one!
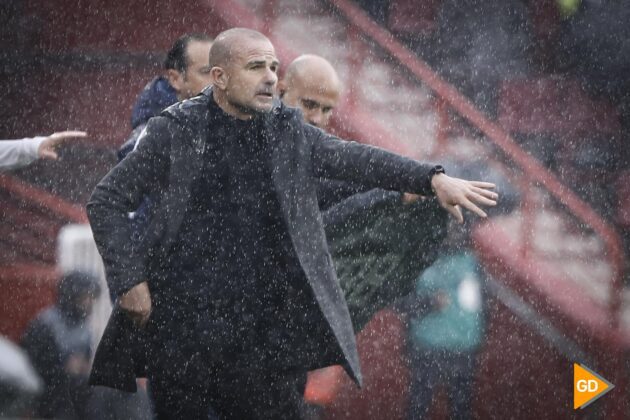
[430,173,498,223]
[37,130,88,160]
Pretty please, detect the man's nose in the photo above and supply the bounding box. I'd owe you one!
[264,68,278,85]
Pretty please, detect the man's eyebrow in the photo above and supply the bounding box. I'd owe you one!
[246,59,281,67]
[247,59,266,67]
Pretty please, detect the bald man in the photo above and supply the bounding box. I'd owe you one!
[279,54,341,129]
[279,55,394,211]
[88,28,498,419]
[279,55,356,210]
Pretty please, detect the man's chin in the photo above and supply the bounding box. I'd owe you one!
[232,100,274,116]
[253,100,274,113]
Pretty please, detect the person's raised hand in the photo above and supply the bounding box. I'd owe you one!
[430,173,498,223]
[37,131,87,160]
[119,281,152,328]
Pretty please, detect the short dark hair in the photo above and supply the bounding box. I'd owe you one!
[164,33,213,72]
[57,271,101,305]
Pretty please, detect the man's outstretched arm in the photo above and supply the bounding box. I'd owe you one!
[309,126,497,222]
[0,131,87,171]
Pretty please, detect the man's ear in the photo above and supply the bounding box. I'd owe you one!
[167,69,184,94]
[211,67,228,91]
[277,80,287,98]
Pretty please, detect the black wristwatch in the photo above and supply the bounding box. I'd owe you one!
[428,165,446,195]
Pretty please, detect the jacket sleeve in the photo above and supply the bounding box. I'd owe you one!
[87,117,171,297]
[308,125,438,196]
[317,178,381,211]
[0,137,46,171]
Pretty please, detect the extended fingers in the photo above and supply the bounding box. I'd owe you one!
[471,186,499,201]
[460,197,488,218]
[48,131,88,145]
[435,176,499,221]
[468,190,497,207]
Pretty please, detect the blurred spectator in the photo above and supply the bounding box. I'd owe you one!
[404,223,485,420]
[555,0,630,111]
[428,0,532,115]
[117,33,213,160]
[0,131,87,171]
[355,0,390,25]
[0,336,42,417]
[552,0,630,224]
[397,158,514,419]
[21,271,101,419]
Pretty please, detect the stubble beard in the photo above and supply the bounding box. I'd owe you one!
[229,97,273,118]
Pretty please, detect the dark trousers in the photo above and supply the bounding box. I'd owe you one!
[146,332,307,420]
[407,348,476,420]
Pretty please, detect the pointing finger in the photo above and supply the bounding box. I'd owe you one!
[50,130,88,139]
[48,131,88,146]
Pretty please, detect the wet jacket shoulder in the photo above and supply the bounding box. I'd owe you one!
[161,93,212,128]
